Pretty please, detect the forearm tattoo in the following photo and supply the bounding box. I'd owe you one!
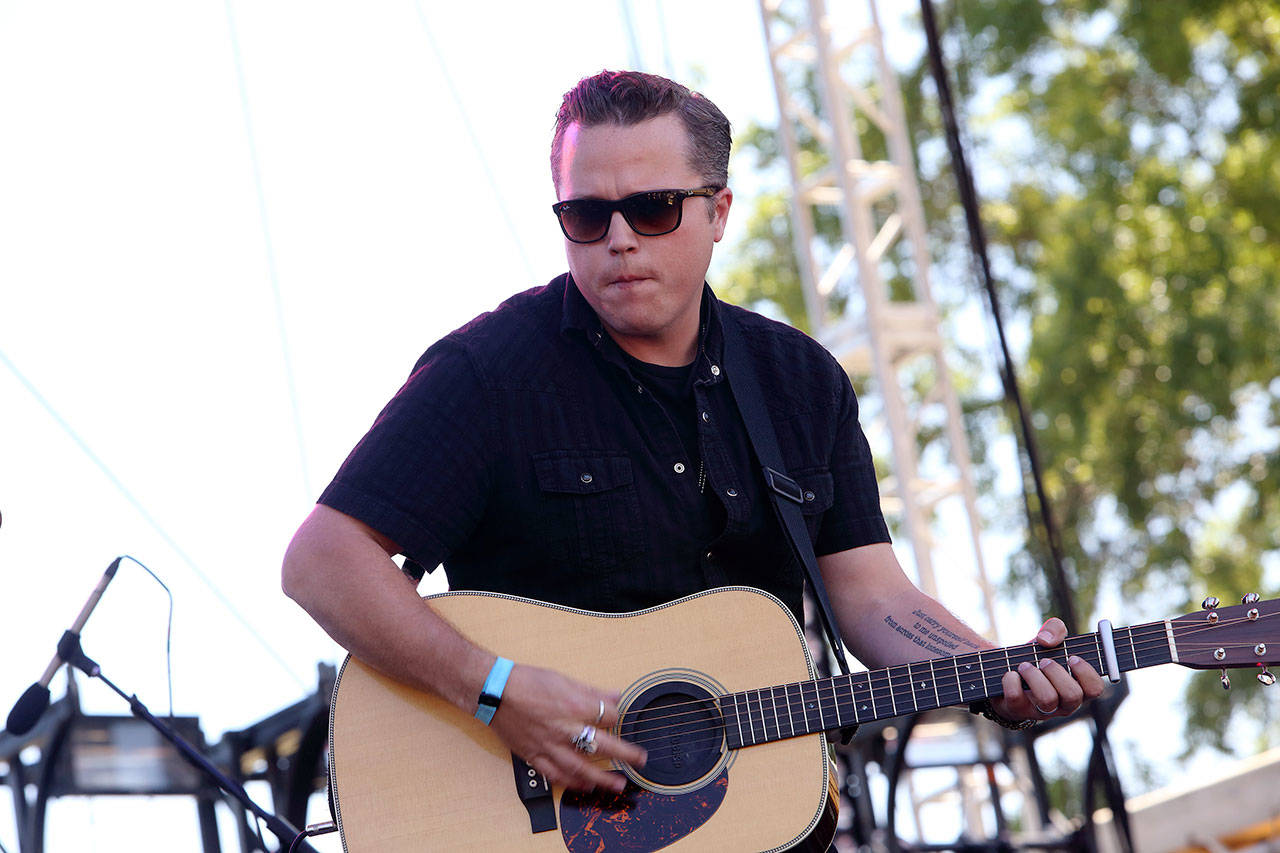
[884,609,984,657]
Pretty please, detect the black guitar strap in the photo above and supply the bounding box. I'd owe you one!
[720,311,857,742]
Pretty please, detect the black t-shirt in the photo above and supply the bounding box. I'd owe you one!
[319,275,890,621]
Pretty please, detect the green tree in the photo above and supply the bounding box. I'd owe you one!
[725,0,1280,754]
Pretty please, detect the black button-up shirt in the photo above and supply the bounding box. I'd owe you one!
[319,274,889,621]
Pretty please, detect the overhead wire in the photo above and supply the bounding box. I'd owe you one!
[411,0,538,284]
[617,0,644,71]
[0,348,307,690]
[221,0,313,500]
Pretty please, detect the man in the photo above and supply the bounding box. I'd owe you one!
[282,70,1102,797]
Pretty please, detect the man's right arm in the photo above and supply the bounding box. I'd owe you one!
[281,503,644,791]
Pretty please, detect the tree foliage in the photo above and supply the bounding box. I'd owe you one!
[726,0,1280,753]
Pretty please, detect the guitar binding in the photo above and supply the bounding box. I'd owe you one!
[617,668,735,793]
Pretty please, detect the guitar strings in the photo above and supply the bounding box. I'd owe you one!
[612,608,1278,730]
[599,610,1278,755]
[612,619,1274,746]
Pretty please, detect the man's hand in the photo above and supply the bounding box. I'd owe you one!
[489,663,647,793]
[992,617,1106,723]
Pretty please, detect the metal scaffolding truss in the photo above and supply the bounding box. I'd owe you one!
[758,0,1056,847]
[758,0,997,638]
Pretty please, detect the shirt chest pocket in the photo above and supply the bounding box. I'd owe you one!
[532,450,642,578]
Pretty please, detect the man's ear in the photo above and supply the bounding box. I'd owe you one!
[711,187,733,242]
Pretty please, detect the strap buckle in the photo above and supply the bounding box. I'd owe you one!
[764,468,804,505]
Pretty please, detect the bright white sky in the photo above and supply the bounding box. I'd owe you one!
[0,2,1240,850]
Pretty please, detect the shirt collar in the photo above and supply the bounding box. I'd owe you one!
[559,273,726,373]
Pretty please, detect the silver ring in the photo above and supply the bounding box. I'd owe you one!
[571,725,598,754]
[1033,703,1057,716]
[594,700,606,725]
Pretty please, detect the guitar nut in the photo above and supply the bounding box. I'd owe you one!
[1214,648,1226,661]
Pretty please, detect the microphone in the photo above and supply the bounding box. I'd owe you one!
[5,556,122,735]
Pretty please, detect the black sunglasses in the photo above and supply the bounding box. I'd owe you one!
[551,187,722,244]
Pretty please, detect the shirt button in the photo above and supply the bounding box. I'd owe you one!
[725,488,738,497]
[710,364,721,376]
[701,411,710,423]
[673,462,686,474]
[580,473,593,484]
[705,550,715,561]
[804,490,815,502]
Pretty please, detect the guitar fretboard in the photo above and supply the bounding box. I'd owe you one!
[720,622,1173,749]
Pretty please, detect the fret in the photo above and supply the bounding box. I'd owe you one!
[983,649,1005,696]
[955,651,985,703]
[753,689,769,743]
[934,655,963,707]
[815,680,828,731]
[904,662,930,713]
[1128,627,1139,670]
[842,674,857,725]
[888,664,915,715]
[743,691,758,745]
[799,680,822,735]
[782,683,796,737]
[850,671,873,722]
[737,686,747,747]
[826,679,844,729]
[1130,622,1173,670]
[927,659,942,708]
[1007,643,1038,671]
[761,688,778,742]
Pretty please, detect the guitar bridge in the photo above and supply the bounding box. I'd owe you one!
[511,755,557,834]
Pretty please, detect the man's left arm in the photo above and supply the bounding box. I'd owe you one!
[817,542,1105,723]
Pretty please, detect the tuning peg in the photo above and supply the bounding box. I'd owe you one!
[1220,670,1231,690]
[1242,593,1261,605]
[1259,669,1276,687]
[1202,596,1220,610]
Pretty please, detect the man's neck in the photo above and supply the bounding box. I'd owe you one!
[609,332,697,367]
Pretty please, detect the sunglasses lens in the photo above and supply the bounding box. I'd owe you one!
[557,201,611,243]
[623,193,682,236]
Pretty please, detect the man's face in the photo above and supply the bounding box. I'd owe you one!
[556,114,732,366]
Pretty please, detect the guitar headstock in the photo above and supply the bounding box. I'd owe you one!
[1170,595,1280,686]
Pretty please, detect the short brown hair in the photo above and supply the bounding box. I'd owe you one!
[551,70,731,195]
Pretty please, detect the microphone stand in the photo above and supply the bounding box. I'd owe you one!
[59,633,324,853]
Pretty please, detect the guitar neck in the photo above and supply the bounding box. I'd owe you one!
[721,620,1174,749]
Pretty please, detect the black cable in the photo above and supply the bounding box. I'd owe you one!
[916,0,1078,634]
[916,6,1134,851]
[119,555,176,718]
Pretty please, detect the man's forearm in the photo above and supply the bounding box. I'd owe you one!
[281,504,493,713]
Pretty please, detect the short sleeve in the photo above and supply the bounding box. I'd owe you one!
[318,342,494,570]
[814,371,891,555]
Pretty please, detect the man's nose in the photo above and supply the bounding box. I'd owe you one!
[606,210,638,253]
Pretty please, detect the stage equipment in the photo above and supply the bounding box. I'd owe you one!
[6,558,121,736]
[2,584,323,853]
[209,664,336,852]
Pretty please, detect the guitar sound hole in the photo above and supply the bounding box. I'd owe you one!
[619,680,724,788]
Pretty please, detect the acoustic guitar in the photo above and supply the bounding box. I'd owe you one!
[327,586,1278,852]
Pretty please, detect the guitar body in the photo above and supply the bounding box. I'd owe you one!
[329,586,838,852]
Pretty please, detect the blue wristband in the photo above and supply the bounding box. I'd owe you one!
[474,656,514,725]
